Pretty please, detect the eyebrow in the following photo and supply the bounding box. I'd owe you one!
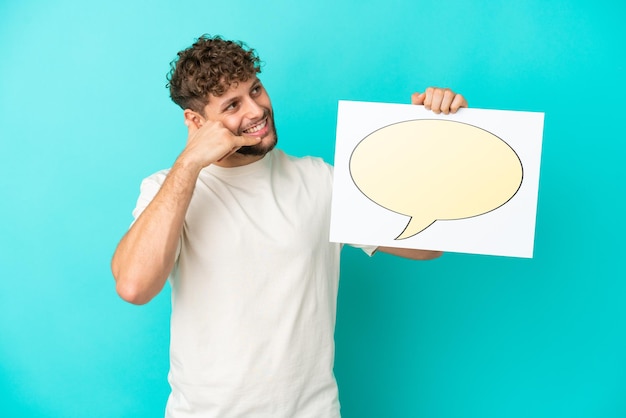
[220,96,239,112]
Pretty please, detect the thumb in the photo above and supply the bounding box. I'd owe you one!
[411,92,425,105]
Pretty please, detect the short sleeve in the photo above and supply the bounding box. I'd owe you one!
[131,170,170,221]
[130,169,181,260]
[346,243,378,257]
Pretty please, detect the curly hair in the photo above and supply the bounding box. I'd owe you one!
[166,35,262,113]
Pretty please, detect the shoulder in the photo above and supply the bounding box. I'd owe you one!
[131,168,171,219]
[140,168,171,188]
[134,168,171,203]
[272,149,333,177]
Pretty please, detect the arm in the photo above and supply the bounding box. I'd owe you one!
[374,87,467,261]
[111,115,261,305]
[377,246,443,260]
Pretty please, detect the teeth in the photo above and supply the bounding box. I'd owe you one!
[244,120,267,134]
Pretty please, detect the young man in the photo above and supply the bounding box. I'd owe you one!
[111,35,467,417]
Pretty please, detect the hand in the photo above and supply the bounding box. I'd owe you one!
[411,87,468,115]
[180,118,261,169]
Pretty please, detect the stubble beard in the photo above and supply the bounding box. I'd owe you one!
[236,111,278,156]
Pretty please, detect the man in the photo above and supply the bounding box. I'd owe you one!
[111,35,467,417]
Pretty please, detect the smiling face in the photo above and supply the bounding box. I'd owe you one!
[202,77,277,159]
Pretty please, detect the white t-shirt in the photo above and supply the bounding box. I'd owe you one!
[133,149,374,418]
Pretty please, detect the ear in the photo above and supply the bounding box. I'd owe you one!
[183,109,204,129]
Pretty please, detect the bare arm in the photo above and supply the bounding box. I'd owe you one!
[111,115,261,304]
[111,158,201,304]
[377,247,443,260]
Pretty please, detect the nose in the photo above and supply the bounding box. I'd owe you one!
[242,96,264,120]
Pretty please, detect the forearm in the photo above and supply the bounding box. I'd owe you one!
[377,246,443,260]
[111,158,202,304]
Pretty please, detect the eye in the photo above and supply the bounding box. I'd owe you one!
[251,85,262,96]
[225,101,239,111]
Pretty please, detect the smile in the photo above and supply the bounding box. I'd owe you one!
[242,118,268,135]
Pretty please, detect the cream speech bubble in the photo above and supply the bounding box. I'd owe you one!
[349,119,523,240]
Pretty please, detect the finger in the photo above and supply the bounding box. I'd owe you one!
[430,88,446,114]
[450,94,468,113]
[411,92,425,105]
[440,89,455,115]
[423,87,434,110]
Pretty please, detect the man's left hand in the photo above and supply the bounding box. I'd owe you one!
[411,87,468,114]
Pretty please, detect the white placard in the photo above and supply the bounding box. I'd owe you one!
[330,100,544,258]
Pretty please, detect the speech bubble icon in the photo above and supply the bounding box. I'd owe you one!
[349,119,523,240]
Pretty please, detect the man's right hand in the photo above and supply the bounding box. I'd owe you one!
[179,118,262,169]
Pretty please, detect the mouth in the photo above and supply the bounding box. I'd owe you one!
[242,117,270,136]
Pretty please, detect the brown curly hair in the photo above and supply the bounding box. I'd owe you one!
[166,35,262,113]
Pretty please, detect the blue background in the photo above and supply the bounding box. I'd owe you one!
[1,0,624,417]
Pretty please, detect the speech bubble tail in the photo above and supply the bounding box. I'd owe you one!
[395,217,435,240]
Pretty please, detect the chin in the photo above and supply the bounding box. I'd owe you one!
[237,132,278,156]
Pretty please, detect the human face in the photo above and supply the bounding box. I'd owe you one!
[202,77,277,158]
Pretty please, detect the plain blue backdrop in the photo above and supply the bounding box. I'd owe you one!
[1,0,625,417]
